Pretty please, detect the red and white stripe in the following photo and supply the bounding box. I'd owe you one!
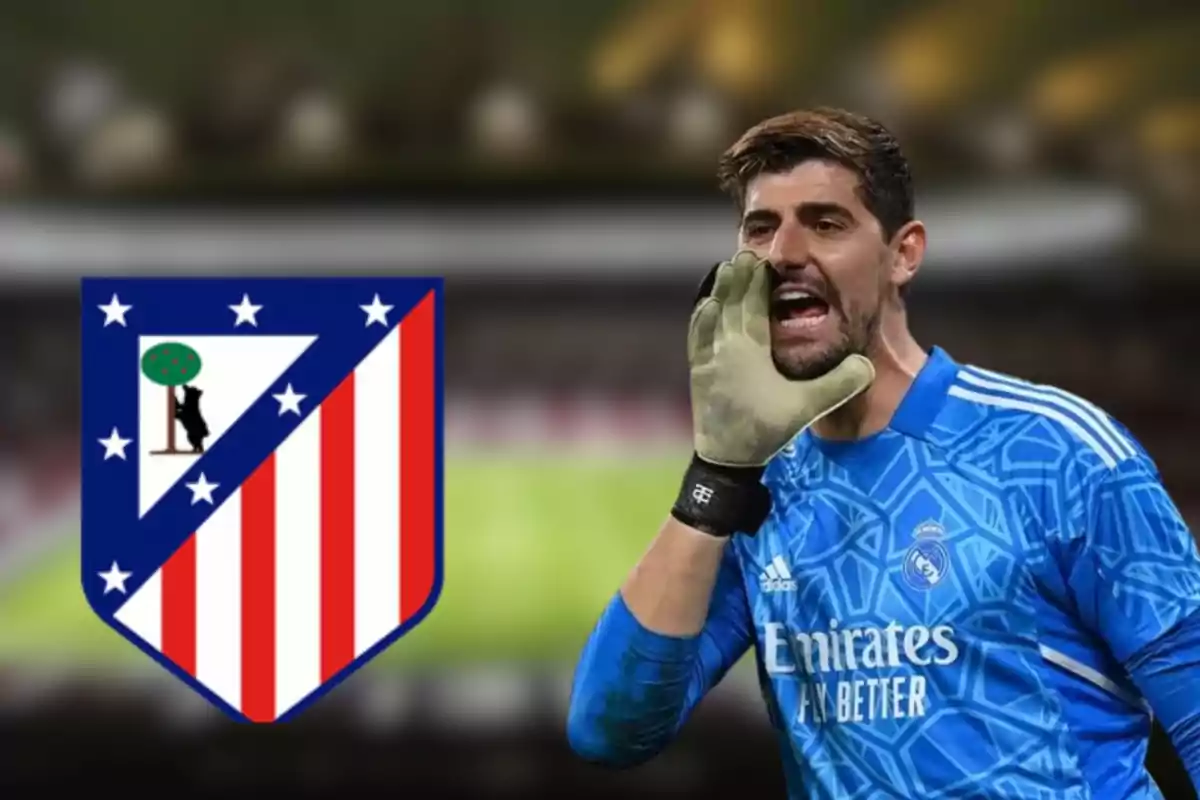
[115,293,438,722]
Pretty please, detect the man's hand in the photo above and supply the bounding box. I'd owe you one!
[688,250,875,468]
[669,251,874,537]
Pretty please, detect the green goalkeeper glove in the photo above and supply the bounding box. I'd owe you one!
[670,251,875,536]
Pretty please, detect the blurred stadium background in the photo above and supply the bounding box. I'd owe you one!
[0,0,1198,796]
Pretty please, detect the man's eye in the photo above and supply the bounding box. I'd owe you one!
[745,224,772,238]
[815,218,843,232]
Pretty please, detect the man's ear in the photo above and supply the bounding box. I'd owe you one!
[891,220,926,293]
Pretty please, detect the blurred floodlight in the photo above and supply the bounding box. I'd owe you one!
[1028,23,1200,130]
[1138,103,1200,156]
[279,89,351,165]
[45,61,122,148]
[468,83,541,159]
[1137,104,1200,206]
[873,17,971,113]
[1029,59,1126,128]
[76,106,173,186]
[667,86,731,155]
[869,0,1045,117]
[696,0,778,97]
[590,0,691,96]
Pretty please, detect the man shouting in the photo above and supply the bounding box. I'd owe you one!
[567,107,1200,799]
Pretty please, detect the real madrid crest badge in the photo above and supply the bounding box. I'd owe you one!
[902,521,950,591]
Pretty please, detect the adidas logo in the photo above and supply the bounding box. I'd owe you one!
[760,555,797,593]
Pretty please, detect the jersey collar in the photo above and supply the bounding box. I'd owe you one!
[889,345,959,439]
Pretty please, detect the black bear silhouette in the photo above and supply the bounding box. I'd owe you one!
[175,384,210,454]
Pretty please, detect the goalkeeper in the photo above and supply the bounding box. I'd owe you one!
[567,107,1200,797]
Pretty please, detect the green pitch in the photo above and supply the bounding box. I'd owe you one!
[0,452,689,672]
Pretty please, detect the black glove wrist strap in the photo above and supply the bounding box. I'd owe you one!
[669,454,771,538]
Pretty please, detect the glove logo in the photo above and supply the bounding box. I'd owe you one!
[81,277,444,723]
[902,521,950,591]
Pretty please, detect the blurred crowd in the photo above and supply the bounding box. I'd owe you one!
[0,2,1194,234]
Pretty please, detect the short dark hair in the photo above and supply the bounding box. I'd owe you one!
[716,107,914,241]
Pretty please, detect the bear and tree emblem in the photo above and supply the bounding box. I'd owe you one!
[141,342,210,455]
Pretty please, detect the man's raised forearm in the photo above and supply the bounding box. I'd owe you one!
[567,253,872,769]
[620,516,729,636]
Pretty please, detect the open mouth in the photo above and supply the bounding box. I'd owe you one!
[771,289,831,329]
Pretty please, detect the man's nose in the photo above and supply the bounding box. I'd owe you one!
[767,222,809,269]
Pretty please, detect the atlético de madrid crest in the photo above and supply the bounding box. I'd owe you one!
[81,277,444,723]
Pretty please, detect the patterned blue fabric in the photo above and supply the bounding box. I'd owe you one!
[568,347,1200,798]
[1127,609,1200,791]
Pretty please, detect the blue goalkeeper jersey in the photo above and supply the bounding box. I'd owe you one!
[568,346,1200,799]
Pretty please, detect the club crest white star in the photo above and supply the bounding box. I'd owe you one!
[98,561,132,594]
[185,473,219,505]
[229,293,263,327]
[272,383,306,416]
[361,293,394,327]
[98,294,132,327]
[98,427,133,460]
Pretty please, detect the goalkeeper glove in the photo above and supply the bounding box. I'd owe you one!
[670,251,875,537]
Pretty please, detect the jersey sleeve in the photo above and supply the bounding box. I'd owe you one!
[1063,453,1200,664]
[1125,607,1200,792]
[566,542,754,767]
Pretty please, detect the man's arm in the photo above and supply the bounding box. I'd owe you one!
[621,516,737,635]
[566,517,753,767]
[1067,452,1200,787]
[565,252,873,768]
[1125,609,1200,790]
